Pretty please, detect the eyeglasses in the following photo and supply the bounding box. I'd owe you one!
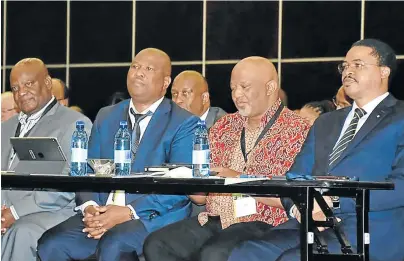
[337,61,380,74]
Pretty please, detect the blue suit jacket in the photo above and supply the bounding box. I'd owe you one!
[77,98,199,232]
[284,94,404,261]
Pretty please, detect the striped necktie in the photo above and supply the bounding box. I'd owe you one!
[130,109,153,161]
[329,108,366,167]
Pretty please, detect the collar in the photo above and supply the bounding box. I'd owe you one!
[351,92,389,115]
[242,98,282,129]
[18,96,56,124]
[200,108,210,121]
[129,96,164,115]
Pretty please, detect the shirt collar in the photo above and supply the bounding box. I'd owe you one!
[351,92,389,115]
[200,108,210,121]
[18,96,56,124]
[129,96,164,115]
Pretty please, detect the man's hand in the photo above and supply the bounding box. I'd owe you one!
[211,167,241,178]
[83,205,131,239]
[1,208,16,234]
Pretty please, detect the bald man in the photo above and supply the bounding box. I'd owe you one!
[51,78,69,106]
[38,48,199,261]
[171,70,226,129]
[1,58,92,261]
[143,57,311,261]
[1,92,18,122]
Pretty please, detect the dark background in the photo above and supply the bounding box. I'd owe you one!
[2,1,403,121]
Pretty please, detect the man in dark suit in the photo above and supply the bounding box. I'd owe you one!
[171,70,226,129]
[227,39,404,261]
[37,48,199,261]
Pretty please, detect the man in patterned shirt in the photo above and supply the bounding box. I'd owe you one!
[143,56,311,261]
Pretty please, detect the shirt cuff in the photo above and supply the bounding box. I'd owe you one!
[74,201,99,215]
[289,204,297,219]
[9,205,20,220]
[126,205,139,220]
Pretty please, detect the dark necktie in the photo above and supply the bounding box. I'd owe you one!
[130,108,152,160]
[329,108,366,167]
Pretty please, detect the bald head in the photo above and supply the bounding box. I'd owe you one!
[231,56,279,118]
[1,92,18,122]
[10,58,52,115]
[171,70,210,116]
[52,78,68,106]
[127,48,172,110]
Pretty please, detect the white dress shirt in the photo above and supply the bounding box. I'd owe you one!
[333,92,389,147]
[200,108,210,122]
[290,92,390,218]
[76,97,165,217]
[8,96,56,220]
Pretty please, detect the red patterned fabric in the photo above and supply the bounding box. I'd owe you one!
[198,99,311,229]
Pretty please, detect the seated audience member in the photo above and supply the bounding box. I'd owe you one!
[279,88,288,107]
[228,39,404,261]
[107,91,130,106]
[143,56,311,261]
[37,48,199,261]
[333,85,353,109]
[1,92,18,122]
[1,58,92,261]
[52,78,69,106]
[299,100,335,124]
[171,70,226,129]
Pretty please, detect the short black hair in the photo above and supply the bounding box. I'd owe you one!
[304,100,336,114]
[351,39,397,84]
[54,79,69,99]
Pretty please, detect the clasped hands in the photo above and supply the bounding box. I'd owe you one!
[292,197,341,232]
[82,205,131,239]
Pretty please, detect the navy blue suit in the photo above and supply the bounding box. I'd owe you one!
[228,94,404,261]
[37,98,199,261]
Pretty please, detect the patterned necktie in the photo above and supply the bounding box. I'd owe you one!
[130,109,153,160]
[329,108,366,166]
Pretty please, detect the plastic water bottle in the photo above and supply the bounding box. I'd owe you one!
[70,121,88,176]
[192,120,210,177]
[114,121,131,176]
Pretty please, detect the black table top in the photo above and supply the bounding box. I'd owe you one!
[1,173,394,196]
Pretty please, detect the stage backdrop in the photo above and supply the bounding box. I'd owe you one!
[2,1,403,121]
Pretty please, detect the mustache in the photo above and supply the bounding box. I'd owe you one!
[343,75,357,83]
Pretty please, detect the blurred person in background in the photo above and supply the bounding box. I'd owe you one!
[171,70,226,129]
[1,92,18,122]
[51,78,69,106]
[299,100,335,124]
[333,85,353,109]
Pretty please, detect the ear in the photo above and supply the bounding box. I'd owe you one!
[381,67,391,80]
[45,76,52,90]
[163,76,172,90]
[265,80,278,96]
[202,92,210,104]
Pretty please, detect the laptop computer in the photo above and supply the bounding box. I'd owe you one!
[10,137,68,175]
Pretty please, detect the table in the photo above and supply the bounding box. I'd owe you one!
[1,173,394,261]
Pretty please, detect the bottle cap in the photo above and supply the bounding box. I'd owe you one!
[120,120,128,127]
[76,121,84,128]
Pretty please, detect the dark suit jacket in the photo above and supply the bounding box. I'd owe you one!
[284,94,404,261]
[78,98,200,232]
[205,106,226,129]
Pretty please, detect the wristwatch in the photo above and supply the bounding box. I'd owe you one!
[330,196,340,209]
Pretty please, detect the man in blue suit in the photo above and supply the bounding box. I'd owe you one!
[227,39,404,261]
[37,48,199,261]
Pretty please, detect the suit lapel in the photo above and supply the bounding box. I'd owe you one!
[132,98,171,170]
[329,95,396,170]
[324,108,351,162]
[205,107,215,129]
